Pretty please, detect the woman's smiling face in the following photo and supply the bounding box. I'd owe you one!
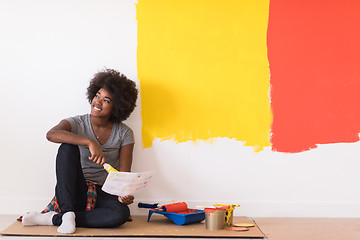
[91,88,114,119]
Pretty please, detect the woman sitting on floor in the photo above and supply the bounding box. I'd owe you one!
[22,69,138,234]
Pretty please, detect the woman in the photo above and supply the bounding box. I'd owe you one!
[22,69,138,234]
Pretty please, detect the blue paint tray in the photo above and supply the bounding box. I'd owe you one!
[147,209,205,225]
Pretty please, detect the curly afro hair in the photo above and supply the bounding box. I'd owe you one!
[87,69,138,123]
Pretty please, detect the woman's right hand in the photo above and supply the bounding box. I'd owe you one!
[88,140,105,165]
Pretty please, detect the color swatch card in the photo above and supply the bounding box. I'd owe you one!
[102,170,155,196]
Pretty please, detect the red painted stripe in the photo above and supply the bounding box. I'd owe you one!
[268,0,360,152]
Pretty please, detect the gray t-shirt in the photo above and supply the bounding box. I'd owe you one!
[65,114,134,184]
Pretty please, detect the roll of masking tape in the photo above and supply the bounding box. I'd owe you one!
[233,223,255,228]
[226,226,249,231]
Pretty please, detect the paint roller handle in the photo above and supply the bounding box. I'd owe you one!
[138,202,159,209]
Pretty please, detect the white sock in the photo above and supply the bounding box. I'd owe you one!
[57,211,76,234]
[22,211,55,226]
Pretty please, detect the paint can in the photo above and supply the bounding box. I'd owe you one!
[212,204,239,226]
[204,208,227,230]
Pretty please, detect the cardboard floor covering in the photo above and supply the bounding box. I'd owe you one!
[1,215,265,238]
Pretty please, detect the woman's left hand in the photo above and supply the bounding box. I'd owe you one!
[118,195,134,205]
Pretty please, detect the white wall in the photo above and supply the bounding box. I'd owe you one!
[1,0,360,218]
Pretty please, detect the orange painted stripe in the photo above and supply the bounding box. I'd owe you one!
[268,0,360,152]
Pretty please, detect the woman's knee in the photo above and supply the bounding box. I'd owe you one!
[55,143,82,178]
[109,204,130,227]
[58,143,79,156]
[56,144,80,163]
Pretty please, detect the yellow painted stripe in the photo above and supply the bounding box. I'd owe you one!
[137,0,272,151]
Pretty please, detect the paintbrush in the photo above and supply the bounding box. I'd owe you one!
[103,163,118,172]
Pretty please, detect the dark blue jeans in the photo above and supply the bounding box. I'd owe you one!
[52,143,130,228]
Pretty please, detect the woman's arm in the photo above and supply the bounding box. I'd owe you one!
[46,120,105,165]
[46,120,88,145]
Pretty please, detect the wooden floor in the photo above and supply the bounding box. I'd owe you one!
[1,215,360,240]
[254,217,360,240]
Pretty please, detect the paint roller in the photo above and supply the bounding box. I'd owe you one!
[161,202,188,212]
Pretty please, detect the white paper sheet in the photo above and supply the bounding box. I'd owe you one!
[102,170,155,196]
